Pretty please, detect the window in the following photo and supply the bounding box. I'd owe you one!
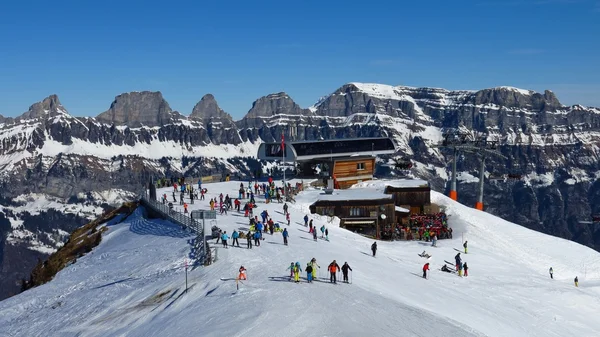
[350,208,362,217]
[318,207,334,216]
[357,162,365,170]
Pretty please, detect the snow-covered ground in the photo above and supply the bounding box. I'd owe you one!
[2,180,600,337]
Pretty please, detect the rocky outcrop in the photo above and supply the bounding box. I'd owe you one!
[17,95,66,121]
[190,94,242,145]
[96,91,184,128]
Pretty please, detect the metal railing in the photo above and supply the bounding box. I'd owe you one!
[140,191,207,264]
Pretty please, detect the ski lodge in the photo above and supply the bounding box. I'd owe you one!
[256,137,396,189]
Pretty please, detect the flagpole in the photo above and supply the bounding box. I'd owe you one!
[282,132,286,201]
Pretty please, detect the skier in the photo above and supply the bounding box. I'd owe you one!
[293,262,301,283]
[309,222,313,233]
[441,265,452,273]
[455,252,462,274]
[341,262,352,283]
[371,241,377,257]
[238,266,247,280]
[221,231,229,248]
[261,210,269,224]
[253,231,261,247]
[431,234,437,247]
[232,230,240,247]
[549,267,553,279]
[310,258,320,280]
[304,215,309,226]
[463,240,468,254]
[246,231,253,249]
[325,228,329,241]
[286,212,290,226]
[423,262,430,279]
[283,203,288,215]
[216,229,222,244]
[574,276,579,287]
[282,228,289,246]
[234,198,241,212]
[328,260,340,284]
[305,263,314,283]
[183,203,188,213]
[312,228,318,241]
[463,262,468,277]
[287,262,295,279]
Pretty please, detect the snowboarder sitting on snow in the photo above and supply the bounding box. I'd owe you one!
[441,265,452,273]
[341,262,352,283]
[371,242,377,257]
[423,263,430,278]
[238,266,247,280]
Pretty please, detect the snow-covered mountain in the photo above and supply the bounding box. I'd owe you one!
[0,82,599,300]
[1,180,600,337]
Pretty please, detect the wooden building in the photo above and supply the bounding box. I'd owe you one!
[382,179,432,223]
[309,189,395,239]
[257,137,396,189]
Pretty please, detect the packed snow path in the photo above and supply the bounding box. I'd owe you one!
[1,180,600,337]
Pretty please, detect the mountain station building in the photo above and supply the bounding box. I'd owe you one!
[256,137,396,189]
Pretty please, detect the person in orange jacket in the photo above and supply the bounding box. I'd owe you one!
[423,263,430,279]
[238,266,247,280]
[328,260,341,284]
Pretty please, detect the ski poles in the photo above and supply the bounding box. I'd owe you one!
[350,270,352,284]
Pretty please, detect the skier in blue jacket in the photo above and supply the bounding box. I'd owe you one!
[303,215,309,226]
[232,230,240,247]
[221,231,229,248]
[282,228,289,245]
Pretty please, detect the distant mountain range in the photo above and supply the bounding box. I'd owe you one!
[0,82,599,300]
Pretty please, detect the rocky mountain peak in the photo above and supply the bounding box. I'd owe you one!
[243,92,310,118]
[95,91,183,128]
[190,94,233,121]
[471,87,562,112]
[18,94,67,120]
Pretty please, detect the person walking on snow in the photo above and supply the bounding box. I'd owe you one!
[305,263,314,283]
[246,231,252,249]
[371,242,377,257]
[342,262,352,283]
[455,253,462,275]
[463,240,468,254]
[574,276,579,287]
[286,213,290,226]
[286,262,295,279]
[320,225,326,238]
[293,262,301,283]
[431,234,437,247]
[328,260,341,284]
[423,262,430,279]
[463,262,468,277]
[304,215,309,226]
[221,231,229,248]
[325,228,329,241]
[283,203,288,215]
[310,258,320,280]
[549,267,553,279]
[282,228,289,246]
[313,228,318,241]
[232,230,240,247]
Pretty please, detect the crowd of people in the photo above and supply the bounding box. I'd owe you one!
[393,212,452,241]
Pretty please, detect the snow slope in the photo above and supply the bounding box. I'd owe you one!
[2,180,600,337]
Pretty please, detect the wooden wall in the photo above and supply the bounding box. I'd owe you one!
[333,158,375,189]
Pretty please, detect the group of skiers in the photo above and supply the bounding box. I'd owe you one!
[287,258,353,284]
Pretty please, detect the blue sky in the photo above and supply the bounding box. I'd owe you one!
[1,0,599,119]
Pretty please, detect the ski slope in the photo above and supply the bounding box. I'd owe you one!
[1,180,600,337]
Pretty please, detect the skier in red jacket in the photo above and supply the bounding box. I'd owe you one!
[422,263,430,279]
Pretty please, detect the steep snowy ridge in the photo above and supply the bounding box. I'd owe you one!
[1,180,600,337]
